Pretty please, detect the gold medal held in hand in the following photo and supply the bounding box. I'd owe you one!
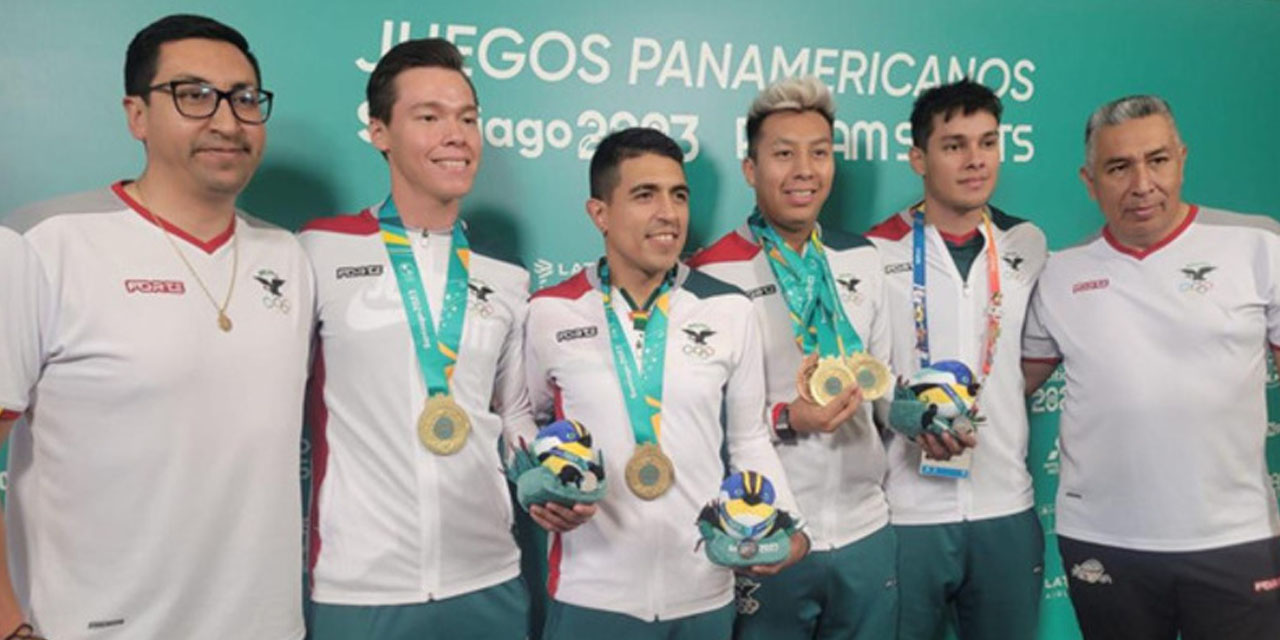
[845,352,892,401]
[807,355,858,406]
[418,394,471,455]
[625,443,675,500]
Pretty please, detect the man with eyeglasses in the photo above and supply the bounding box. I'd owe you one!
[0,14,310,640]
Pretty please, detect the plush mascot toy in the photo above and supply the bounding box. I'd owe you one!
[696,471,798,567]
[888,359,981,439]
[505,419,607,509]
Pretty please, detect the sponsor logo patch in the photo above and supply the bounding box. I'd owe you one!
[556,326,598,343]
[124,279,185,294]
[1071,278,1109,294]
[336,264,383,279]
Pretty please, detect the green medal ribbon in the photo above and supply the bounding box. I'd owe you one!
[377,197,470,396]
[597,259,672,446]
[747,209,863,358]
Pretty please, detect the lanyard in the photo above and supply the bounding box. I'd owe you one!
[378,197,470,397]
[747,210,864,358]
[598,260,673,446]
[911,207,1003,408]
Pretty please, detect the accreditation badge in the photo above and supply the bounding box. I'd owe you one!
[418,394,471,455]
[625,443,675,500]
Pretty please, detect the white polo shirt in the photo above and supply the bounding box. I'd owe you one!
[526,262,801,622]
[300,204,537,605]
[1023,205,1280,552]
[868,207,1047,524]
[2,183,312,640]
[689,222,892,551]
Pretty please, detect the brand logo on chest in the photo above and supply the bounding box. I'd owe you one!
[124,279,185,294]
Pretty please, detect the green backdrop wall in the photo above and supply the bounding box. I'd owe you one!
[4,2,1280,638]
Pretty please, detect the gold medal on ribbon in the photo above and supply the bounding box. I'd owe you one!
[625,443,675,500]
[418,394,471,455]
[846,352,892,401]
[807,355,858,406]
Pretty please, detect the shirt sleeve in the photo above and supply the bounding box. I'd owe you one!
[495,274,539,456]
[1021,282,1062,363]
[1260,229,1280,350]
[0,229,46,420]
[723,304,805,526]
[868,258,895,430]
[524,299,558,430]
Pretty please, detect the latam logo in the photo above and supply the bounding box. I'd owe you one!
[1255,576,1280,593]
[1071,278,1109,294]
[124,279,185,294]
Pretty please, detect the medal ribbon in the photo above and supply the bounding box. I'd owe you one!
[747,209,864,358]
[598,259,672,447]
[910,207,1003,411]
[378,197,470,397]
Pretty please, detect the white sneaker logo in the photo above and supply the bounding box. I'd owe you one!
[1071,558,1112,584]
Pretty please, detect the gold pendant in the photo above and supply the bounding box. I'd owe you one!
[417,394,471,455]
[218,312,233,332]
[845,352,892,401]
[625,443,675,500]
[807,355,858,406]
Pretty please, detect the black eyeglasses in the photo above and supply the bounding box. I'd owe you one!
[147,81,274,124]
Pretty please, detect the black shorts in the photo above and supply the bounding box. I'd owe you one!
[1058,535,1280,640]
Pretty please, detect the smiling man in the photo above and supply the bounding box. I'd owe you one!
[689,76,897,640]
[526,127,807,639]
[867,79,1048,640]
[0,14,312,640]
[1023,95,1280,640]
[298,38,563,640]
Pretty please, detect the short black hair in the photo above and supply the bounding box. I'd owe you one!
[125,14,260,97]
[909,79,1002,149]
[367,38,477,125]
[589,128,685,200]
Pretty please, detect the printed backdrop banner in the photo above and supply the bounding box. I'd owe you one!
[3,1,1280,638]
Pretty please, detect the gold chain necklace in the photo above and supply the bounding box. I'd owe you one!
[135,185,239,332]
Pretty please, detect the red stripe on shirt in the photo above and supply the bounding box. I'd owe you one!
[686,231,760,268]
[300,209,379,235]
[113,181,235,254]
[305,338,331,582]
[866,212,912,241]
[532,271,592,301]
[547,532,564,598]
[1021,357,1062,365]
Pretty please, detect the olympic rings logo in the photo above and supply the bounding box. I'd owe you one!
[1178,281,1213,294]
[683,343,714,359]
[263,295,292,313]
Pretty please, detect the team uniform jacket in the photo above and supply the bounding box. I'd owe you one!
[688,222,892,550]
[1023,206,1280,551]
[868,207,1047,524]
[526,262,802,621]
[2,183,313,640]
[300,203,537,605]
